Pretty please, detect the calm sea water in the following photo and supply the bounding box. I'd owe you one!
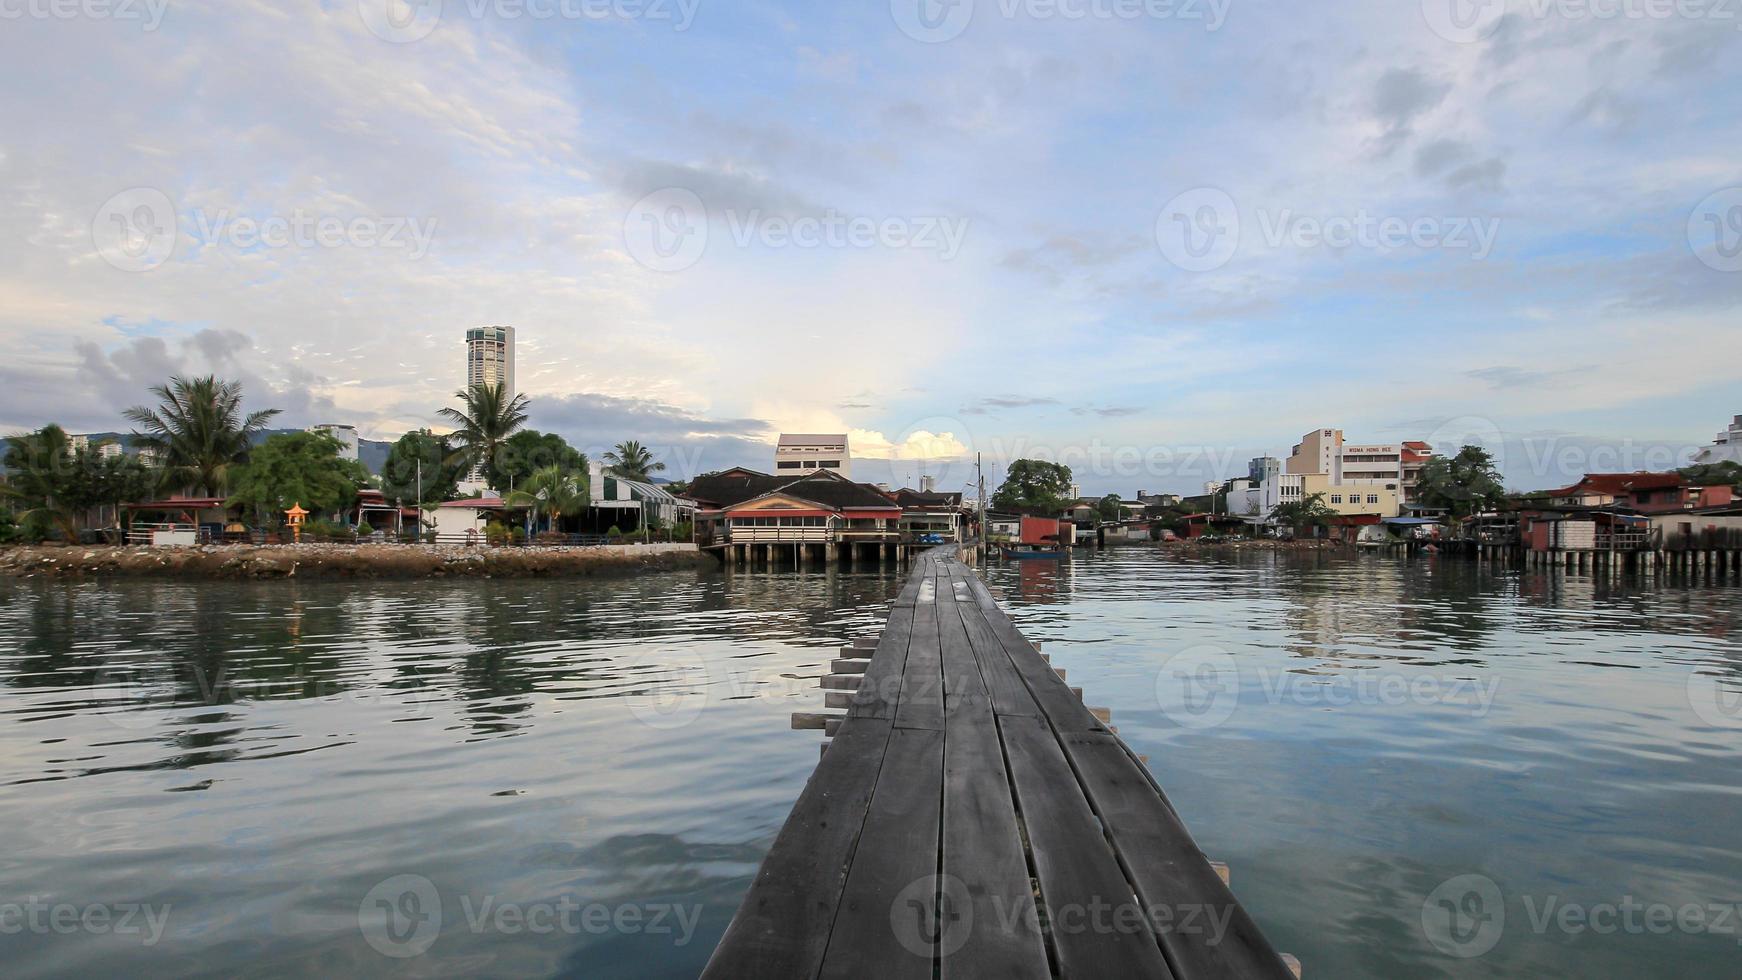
[1,550,1739,978]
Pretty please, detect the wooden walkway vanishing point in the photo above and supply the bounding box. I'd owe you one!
[703,549,1297,979]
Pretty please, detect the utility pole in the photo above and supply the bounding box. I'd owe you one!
[976,452,987,559]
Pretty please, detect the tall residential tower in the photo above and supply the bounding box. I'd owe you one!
[466,325,516,398]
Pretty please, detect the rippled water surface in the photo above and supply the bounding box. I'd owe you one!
[2,550,1740,978]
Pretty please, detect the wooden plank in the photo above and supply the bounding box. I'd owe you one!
[1001,716,1176,978]
[817,727,945,980]
[943,565,1041,719]
[940,697,1050,978]
[832,659,870,674]
[893,562,944,732]
[846,603,914,721]
[1060,732,1296,979]
[965,576,1106,732]
[701,718,895,978]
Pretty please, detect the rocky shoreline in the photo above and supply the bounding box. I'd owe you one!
[0,543,716,581]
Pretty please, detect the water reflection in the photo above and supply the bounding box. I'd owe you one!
[0,567,907,979]
[982,548,1742,980]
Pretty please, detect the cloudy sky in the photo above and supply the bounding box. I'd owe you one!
[2,0,1738,494]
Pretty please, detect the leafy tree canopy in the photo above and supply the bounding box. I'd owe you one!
[1679,460,1742,486]
[437,383,531,492]
[1417,445,1506,518]
[227,431,369,523]
[603,440,665,482]
[124,375,280,496]
[992,459,1074,514]
[1272,492,1337,530]
[495,429,588,492]
[381,429,462,505]
[1096,494,1124,521]
[506,465,588,532]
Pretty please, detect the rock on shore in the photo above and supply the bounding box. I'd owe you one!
[0,544,715,581]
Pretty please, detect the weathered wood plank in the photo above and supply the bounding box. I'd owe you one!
[943,564,1041,719]
[940,701,1050,978]
[964,576,1107,733]
[817,727,945,980]
[1061,731,1296,979]
[893,562,945,732]
[700,718,895,978]
[846,603,914,721]
[1001,715,1177,978]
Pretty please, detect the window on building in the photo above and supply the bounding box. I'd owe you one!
[820,460,841,468]
[1367,495,1379,504]
[1331,495,1343,504]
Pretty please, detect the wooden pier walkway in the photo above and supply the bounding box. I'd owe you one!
[703,550,1294,979]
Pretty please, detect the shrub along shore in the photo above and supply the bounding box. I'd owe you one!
[0,543,713,581]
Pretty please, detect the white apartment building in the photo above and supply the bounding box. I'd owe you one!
[310,423,360,462]
[1694,415,1742,466]
[775,434,851,478]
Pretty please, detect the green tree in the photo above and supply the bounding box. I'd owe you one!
[1417,446,1506,518]
[992,459,1074,513]
[506,465,587,534]
[495,429,588,492]
[1679,460,1742,486]
[124,376,280,496]
[381,429,462,506]
[602,440,665,481]
[1271,492,1337,533]
[437,383,531,491]
[0,507,17,544]
[1096,493,1124,522]
[226,431,367,525]
[63,447,160,534]
[2,425,80,540]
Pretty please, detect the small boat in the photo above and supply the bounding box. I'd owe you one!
[1001,546,1065,561]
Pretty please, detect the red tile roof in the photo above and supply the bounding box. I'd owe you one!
[1547,472,1685,497]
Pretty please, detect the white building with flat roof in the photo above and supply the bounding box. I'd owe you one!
[309,423,360,461]
[1695,415,1742,466]
[775,434,851,478]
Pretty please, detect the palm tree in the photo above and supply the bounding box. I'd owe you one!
[603,440,665,481]
[506,465,587,534]
[1,425,80,540]
[437,383,530,491]
[124,376,280,496]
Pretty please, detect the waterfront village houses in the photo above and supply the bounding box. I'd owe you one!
[775,433,851,479]
[683,467,965,563]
